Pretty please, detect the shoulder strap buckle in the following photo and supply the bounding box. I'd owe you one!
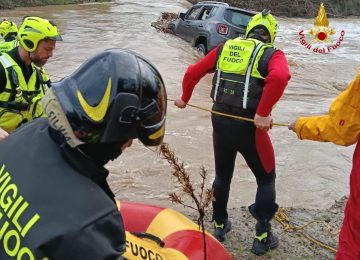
[15,87,22,98]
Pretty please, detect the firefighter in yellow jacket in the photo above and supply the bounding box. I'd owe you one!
[289,69,360,259]
[0,16,62,140]
[0,19,19,52]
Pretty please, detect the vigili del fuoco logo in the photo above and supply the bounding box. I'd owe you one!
[298,2,345,54]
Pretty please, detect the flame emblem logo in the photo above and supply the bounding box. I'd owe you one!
[309,3,335,43]
[297,2,345,54]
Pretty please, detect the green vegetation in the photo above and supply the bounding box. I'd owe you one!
[0,0,108,9]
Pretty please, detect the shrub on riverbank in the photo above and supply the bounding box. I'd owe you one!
[187,0,360,17]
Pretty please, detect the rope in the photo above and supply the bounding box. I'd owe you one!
[168,98,289,127]
[168,96,340,253]
[275,207,338,254]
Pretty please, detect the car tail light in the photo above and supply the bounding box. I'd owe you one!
[216,24,229,35]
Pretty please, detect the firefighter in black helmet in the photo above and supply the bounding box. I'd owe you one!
[0,48,167,260]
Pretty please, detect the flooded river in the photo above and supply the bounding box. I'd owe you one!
[2,1,359,211]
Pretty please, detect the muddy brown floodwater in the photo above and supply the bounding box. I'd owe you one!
[2,1,359,258]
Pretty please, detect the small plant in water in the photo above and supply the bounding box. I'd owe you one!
[160,142,213,260]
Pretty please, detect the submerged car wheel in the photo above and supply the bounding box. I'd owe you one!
[196,44,207,55]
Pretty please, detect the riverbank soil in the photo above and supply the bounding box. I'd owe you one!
[184,196,346,259]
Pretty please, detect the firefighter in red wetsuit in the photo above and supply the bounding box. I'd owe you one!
[175,10,291,255]
[289,69,360,260]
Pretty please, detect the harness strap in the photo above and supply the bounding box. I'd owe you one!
[243,42,264,109]
[35,66,51,94]
[7,67,20,101]
[31,98,43,118]
[35,67,43,91]
[3,89,41,95]
[258,48,276,78]
[213,45,225,102]
[214,70,222,101]
[0,100,30,111]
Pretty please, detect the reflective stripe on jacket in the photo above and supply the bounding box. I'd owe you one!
[0,53,49,133]
[295,69,360,146]
[211,38,274,110]
[0,40,19,53]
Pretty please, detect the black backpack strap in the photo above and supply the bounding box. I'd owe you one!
[0,100,30,111]
[36,66,51,91]
[258,47,276,78]
[35,67,43,89]
[7,66,20,102]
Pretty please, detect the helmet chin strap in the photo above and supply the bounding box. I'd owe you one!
[248,27,271,43]
[42,87,84,148]
[248,32,270,43]
[26,50,35,65]
[77,142,126,166]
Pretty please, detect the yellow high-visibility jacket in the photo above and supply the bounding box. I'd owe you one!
[0,52,49,133]
[295,69,360,146]
[0,39,19,52]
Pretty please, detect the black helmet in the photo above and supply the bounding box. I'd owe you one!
[43,48,167,148]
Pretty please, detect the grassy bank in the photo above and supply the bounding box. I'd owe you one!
[0,0,107,9]
[187,0,360,17]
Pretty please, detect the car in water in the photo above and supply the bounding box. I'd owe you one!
[168,1,256,55]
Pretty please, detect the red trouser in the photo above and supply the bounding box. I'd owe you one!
[336,143,360,260]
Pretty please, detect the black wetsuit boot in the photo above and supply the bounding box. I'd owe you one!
[249,203,279,255]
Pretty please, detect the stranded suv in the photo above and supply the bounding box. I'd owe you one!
[169,1,256,54]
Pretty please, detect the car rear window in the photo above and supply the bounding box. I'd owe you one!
[224,9,252,27]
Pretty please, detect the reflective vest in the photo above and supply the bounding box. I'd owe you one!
[0,53,50,133]
[211,38,275,110]
[0,40,19,53]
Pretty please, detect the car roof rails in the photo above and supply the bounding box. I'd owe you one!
[197,1,229,6]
